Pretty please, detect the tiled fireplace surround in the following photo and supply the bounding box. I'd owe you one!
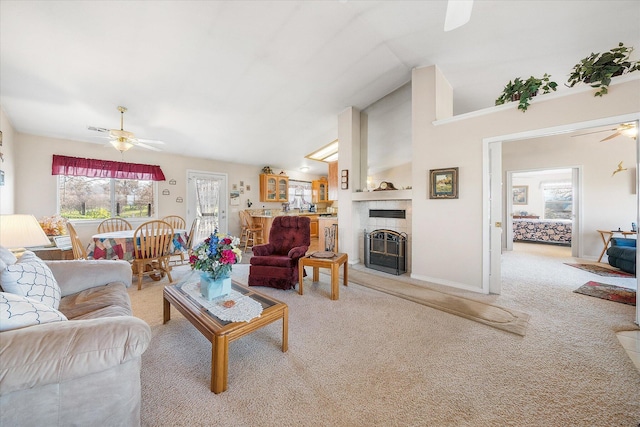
[353,199,412,274]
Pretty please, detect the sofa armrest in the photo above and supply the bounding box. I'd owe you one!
[0,316,150,396]
[252,243,275,257]
[45,260,133,296]
[287,245,309,260]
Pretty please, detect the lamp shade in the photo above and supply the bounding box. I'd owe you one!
[0,214,51,249]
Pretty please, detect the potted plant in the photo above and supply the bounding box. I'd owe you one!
[495,73,558,112]
[189,231,242,300]
[567,42,640,96]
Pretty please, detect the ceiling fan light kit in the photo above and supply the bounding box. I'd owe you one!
[110,138,134,153]
[88,105,165,153]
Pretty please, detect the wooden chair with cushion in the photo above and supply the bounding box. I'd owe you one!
[66,222,88,260]
[162,215,188,265]
[239,210,264,252]
[97,217,132,233]
[132,220,174,290]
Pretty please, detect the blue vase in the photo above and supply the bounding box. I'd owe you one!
[199,272,232,301]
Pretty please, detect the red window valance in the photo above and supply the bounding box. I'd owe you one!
[51,155,166,181]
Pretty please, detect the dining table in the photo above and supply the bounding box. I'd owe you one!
[88,229,188,261]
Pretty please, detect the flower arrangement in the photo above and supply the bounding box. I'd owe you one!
[39,215,68,236]
[189,231,242,280]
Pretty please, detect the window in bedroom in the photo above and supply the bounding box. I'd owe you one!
[52,155,165,220]
[542,181,573,220]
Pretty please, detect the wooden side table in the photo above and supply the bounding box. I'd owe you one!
[597,230,637,262]
[31,246,74,260]
[298,252,348,300]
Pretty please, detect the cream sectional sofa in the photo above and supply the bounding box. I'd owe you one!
[0,251,151,427]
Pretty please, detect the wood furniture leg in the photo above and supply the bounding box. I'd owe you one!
[163,297,171,324]
[331,262,339,300]
[343,258,348,287]
[597,230,613,262]
[312,266,320,282]
[211,335,229,394]
[298,262,304,295]
[282,306,288,352]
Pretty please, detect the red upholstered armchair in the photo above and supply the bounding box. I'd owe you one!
[248,216,311,290]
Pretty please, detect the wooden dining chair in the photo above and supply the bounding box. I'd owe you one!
[239,210,263,252]
[185,217,200,257]
[66,222,88,260]
[161,215,186,230]
[162,215,188,265]
[132,220,174,290]
[98,217,133,233]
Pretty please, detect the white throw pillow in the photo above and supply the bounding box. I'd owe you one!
[0,251,62,309]
[0,292,67,332]
[0,246,17,267]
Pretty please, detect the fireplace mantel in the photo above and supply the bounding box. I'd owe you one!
[351,189,412,201]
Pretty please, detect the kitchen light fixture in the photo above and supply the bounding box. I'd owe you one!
[305,139,338,162]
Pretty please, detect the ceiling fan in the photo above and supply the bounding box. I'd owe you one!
[571,122,638,142]
[88,106,164,153]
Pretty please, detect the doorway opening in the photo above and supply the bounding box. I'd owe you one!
[505,167,578,257]
[483,113,639,323]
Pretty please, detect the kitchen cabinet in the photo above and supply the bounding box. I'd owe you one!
[312,177,328,203]
[260,174,289,202]
[309,215,319,237]
[328,161,338,201]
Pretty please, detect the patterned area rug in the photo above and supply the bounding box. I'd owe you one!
[574,281,636,306]
[564,263,635,278]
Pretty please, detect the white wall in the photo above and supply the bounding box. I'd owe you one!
[0,107,16,214]
[511,170,573,218]
[12,132,320,244]
[411,67,639,292]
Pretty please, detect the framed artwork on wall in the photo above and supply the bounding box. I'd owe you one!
[429,167,458,199]
[513,185,528,205]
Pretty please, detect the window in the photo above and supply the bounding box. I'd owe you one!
[288,180,312,209]
[542,182,572,219]
[52,155,165,220]
[58,176,155,219]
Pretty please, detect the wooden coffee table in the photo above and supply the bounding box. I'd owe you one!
[163,278,288,394]
[298,252,348,300]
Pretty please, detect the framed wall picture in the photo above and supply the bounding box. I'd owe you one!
[429,167,458,199]
[513,185,528,205]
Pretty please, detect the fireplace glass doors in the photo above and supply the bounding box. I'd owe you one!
[364,229,407,275]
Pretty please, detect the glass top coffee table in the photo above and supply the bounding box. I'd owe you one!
[163,274,288,394]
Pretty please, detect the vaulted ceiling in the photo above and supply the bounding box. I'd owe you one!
[1,1,639,175]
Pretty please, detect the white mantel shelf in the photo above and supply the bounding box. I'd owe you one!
[351,190,413,201]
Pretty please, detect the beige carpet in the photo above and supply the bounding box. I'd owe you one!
[129,256,640,427]
[347,267,530,336]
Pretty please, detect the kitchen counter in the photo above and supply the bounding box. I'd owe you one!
[251,211,338,243]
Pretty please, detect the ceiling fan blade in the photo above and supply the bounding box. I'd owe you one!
[134,138,165,144]
[571,128,617,137]
[134,142,163,151]
[600,131,622,142]
[444,0,474,32]
[88,126,110,133]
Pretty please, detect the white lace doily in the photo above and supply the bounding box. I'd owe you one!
[181,281,263,322]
